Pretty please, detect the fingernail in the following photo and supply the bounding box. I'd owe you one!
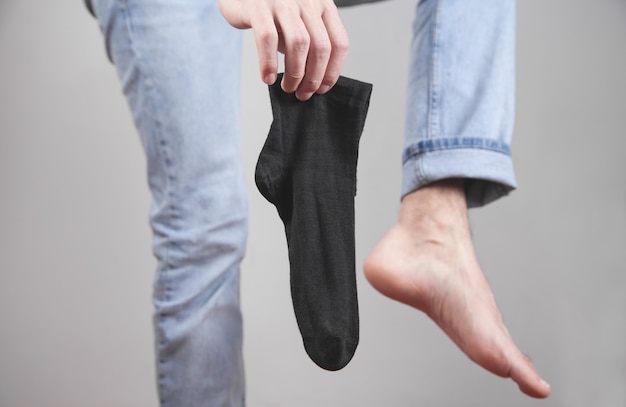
[540,379,551,389]
[264,73,276,85]
[318,85,331,94]
[297,91,313,101]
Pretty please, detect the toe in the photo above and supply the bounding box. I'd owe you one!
[510,353,551,398]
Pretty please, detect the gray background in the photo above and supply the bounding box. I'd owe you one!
[1,0,625,406]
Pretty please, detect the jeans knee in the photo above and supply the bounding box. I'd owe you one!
[150,190,248,326]
[151,191,249,272]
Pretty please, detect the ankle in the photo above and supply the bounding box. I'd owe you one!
[399,179,470,236]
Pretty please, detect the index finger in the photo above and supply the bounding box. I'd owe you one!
[276,10,310,94]
[251,12,279,85]
[318,7,349,94]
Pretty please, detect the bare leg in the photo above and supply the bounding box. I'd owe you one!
[364,179,551,398]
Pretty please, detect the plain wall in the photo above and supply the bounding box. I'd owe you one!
[1,0,625,406]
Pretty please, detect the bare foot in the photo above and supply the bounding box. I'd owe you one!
[364,179,551,398]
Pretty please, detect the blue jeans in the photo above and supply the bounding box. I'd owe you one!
[404,0,517,207]
[89,0,515,405]
[91,0,246,406]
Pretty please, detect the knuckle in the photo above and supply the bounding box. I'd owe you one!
[290,33,310,54]
[312,38,332,59]
[330,28,350,52]
[257,29,278,47]
[301,78,322,91]
[286,71,305,81]
[333,36,350,55]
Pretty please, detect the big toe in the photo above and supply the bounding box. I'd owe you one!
[510,353,551,398]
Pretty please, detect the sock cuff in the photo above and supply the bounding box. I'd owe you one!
[267,73,373,164]
[325,76,373,153]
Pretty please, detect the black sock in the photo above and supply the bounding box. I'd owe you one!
[255,74,373,371]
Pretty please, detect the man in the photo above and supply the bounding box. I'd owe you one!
[87,0,550,404]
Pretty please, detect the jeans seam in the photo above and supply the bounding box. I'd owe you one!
[428,0,441,141]
[417,0,442,186]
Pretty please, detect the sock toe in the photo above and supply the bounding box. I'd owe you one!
[304,335,358,371]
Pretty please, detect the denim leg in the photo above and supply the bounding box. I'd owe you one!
[404,0,517,207]
[91,1,246,405]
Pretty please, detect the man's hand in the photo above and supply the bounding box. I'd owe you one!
[219,0,349,101]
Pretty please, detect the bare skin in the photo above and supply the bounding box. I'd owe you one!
[219,0,349,101]
[364,179,551,398]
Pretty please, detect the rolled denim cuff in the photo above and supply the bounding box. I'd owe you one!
[401,138,517,208]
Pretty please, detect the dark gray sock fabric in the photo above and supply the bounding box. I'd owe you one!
[255,74,372,371]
